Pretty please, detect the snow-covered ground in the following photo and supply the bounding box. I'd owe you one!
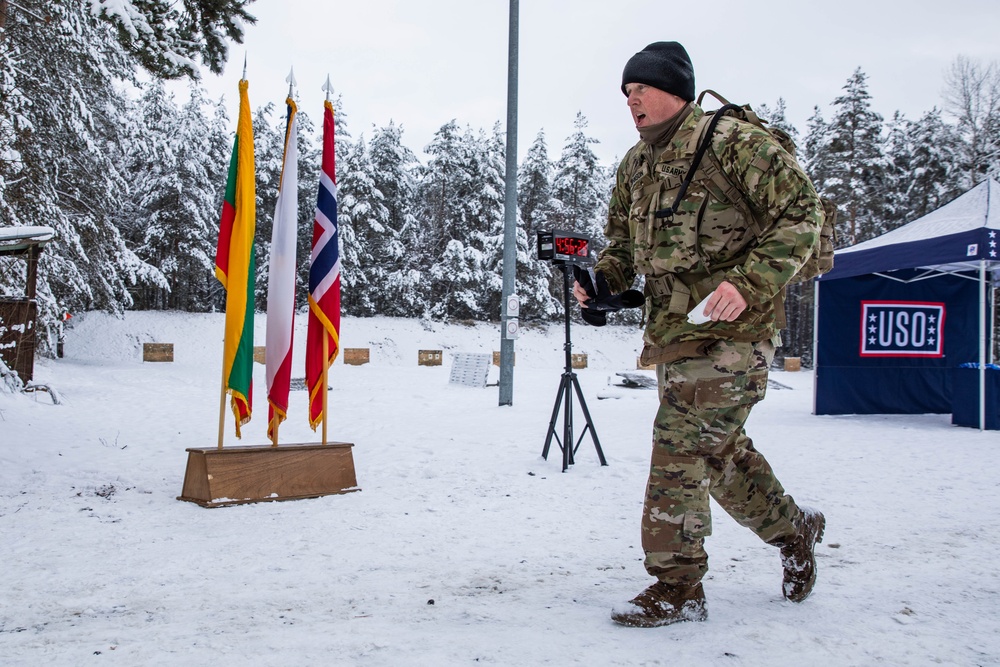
[1,311,998,666]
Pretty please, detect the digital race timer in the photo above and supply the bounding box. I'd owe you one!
[536,230,594,266]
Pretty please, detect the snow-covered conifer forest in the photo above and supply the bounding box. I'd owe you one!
[1,1,999,365]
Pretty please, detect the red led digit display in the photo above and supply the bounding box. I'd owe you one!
[554,236,589,257]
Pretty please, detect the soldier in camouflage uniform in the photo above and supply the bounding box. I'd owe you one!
[573,41,826,628]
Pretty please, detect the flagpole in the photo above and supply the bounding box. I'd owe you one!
[218,62,246,451]
[322,335,329,444]
[269,66,298,450]
[321,73,334,447]
[214,74,256,448]
[218,367,228,448]
[213,72,256,449]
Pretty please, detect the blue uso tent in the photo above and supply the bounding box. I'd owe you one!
[814,178,1000,428]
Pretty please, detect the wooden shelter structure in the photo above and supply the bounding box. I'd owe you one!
[0,226,54,383]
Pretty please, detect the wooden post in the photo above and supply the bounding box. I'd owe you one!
[25,244,38,299]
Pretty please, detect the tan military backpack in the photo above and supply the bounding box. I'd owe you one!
[657,90,836,284]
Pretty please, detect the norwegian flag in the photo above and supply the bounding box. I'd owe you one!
[305,99,341,430]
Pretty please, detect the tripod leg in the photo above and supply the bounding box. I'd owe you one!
[571,373,608,466]
[562,373,573,472]
[541,375,568,460]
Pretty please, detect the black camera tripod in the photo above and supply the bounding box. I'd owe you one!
[541,263,608,472]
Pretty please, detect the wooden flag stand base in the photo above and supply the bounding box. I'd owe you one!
[178,442,359,508]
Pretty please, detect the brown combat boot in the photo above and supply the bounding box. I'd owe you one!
[610,581,707,628]
[774,507,826,602]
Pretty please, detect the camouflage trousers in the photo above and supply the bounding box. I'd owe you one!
[642,338,802,586]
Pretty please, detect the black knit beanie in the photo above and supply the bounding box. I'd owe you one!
[621,41,695,101]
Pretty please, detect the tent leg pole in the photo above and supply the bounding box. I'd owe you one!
[812,278,820,415]
[980,259,987,432]
[991,280,996,366]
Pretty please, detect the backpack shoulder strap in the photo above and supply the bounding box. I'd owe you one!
[653,103,741,222]
[684,111,714,155]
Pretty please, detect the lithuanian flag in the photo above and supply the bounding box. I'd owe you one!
[214,79,256,438]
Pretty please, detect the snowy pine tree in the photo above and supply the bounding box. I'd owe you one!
[756,98,800,143]
[516,130,561,320]
[251,102,282,310]
[471,123,507,321]
[88,0,255,79]
[549,114,614,317]
[551,113,607,252]
[369,121,421,317]
[418,120,486,320]
[518,130,556,240]
[337,135,384,316]
[0,18,26,248]
[129,83,218,310]
[816,69,886,245]
[204,95,236,311]
[0,0,165,351]
[801,106,831,187]
[882,109,964,227]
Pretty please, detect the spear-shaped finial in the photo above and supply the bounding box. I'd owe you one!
[242,53,247,80]
[286,66,297,98]
[322,74,334,102]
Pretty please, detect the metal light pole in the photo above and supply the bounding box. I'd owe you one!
[498,0,519,406]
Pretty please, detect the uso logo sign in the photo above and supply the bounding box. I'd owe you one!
[859,301,945,358]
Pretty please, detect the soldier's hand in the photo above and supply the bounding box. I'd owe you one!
[572,281,591,307]
[704,281,748,322]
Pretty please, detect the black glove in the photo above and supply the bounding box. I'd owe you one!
[571,265,606,326]
[572,266,644,312]
[580,308,607,327]
[573,264,598,299]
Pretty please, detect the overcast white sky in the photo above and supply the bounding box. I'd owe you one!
[196,0,1000,166]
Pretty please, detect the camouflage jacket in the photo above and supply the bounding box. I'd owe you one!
[594,104,823,349]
